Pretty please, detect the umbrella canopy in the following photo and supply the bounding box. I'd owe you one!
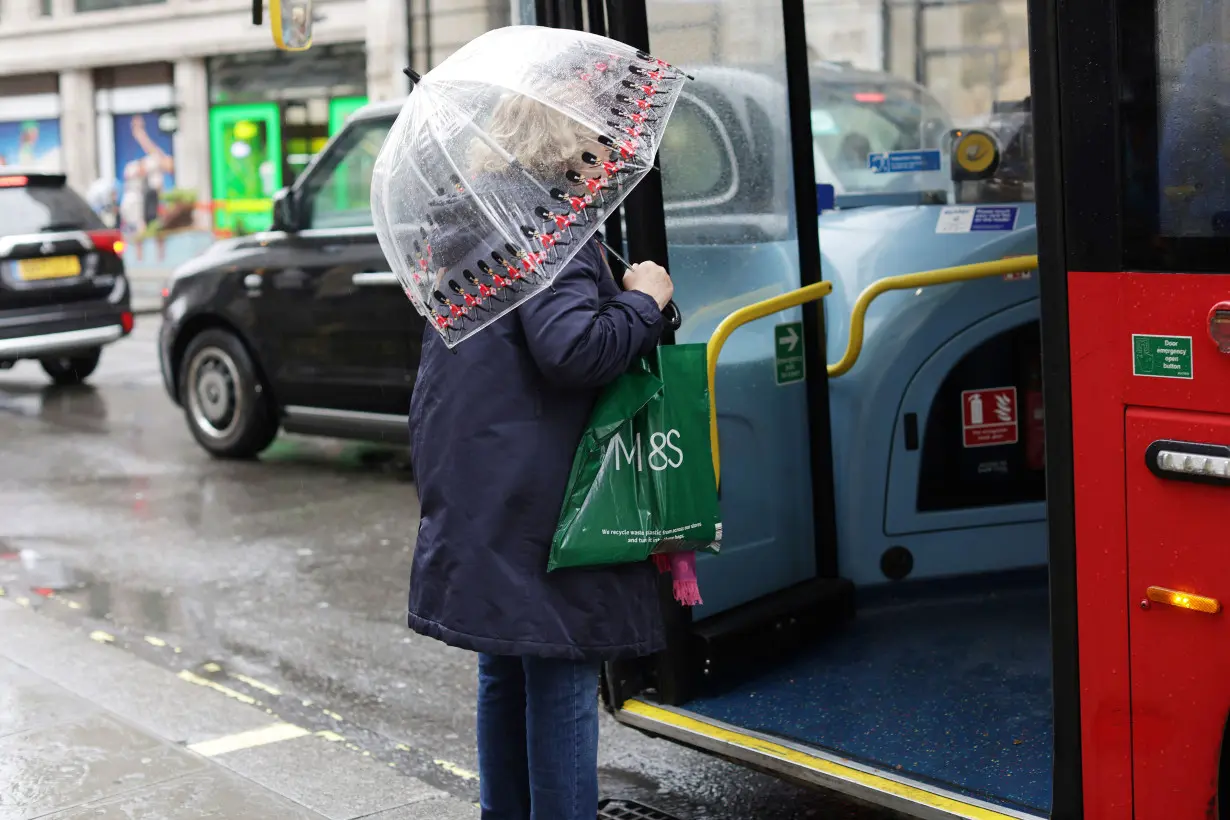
[370,24,689,347]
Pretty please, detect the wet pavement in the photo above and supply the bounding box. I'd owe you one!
[0,318,891,820]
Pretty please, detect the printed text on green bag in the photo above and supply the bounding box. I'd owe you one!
[611,429,685,471]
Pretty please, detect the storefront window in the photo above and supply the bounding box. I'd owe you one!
[1155,0,1230,237]
[0,118,61,171]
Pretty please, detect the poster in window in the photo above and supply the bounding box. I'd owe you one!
[112,112,199,264]
[0,118,61,171]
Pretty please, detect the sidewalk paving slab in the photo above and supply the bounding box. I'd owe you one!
[217,735,450,820]
[361,798,483,820]
[44,771,325,819]
[0,600,478,820]
[1,711,207,819]
[0,606,271,747]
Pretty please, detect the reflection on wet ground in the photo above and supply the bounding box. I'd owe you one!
[0,320,877,820]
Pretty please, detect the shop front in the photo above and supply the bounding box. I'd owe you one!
[0,74,62,172]
[91,63,214,277]
[207,43,367,235]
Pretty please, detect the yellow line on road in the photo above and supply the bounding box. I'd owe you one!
[177,670,258,705]
[188,722,310,757]
[231,672,281,696]
[434,760,478,781]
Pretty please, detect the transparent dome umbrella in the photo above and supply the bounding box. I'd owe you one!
[370,24,690,347]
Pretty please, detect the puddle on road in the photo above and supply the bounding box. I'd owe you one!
[260,438,412,478]
[1,548,221,647]
[0,383,109,430]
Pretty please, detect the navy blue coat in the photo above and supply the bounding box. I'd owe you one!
[406,240,667,661]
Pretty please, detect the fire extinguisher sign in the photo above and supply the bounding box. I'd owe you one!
[961,387,1019,448]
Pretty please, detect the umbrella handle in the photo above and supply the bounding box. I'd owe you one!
[662,300,683,332]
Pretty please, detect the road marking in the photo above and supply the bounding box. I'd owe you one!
[144,636,167,647]
[231,672,281,696]
[317,730,345,742]
[187,722,310,757]
[89,630,114,643]
[434,760,478,781]
[177,670,258,705]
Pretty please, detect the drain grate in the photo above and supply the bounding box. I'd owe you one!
[597,798,682,820]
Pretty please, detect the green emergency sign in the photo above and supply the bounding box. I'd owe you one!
[774,321,805,386]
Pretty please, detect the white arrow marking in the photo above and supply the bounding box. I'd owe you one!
[780,327,799,354]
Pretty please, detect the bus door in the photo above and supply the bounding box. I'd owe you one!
[1034,0,1230,815]
[596,0,840,626]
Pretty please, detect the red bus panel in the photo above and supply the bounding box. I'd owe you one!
[1069,270,1230,820]
[1126,407,1230,815]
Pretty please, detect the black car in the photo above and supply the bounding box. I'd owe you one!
[0,171,134,385]
[159,103,422,458]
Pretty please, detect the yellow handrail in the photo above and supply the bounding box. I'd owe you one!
[827,255,1039,377]
[706,281,833,485]
[703,254,1040,486]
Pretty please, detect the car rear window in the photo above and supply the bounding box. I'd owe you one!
[0,176,103,236]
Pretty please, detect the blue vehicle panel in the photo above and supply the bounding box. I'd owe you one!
[819,204,1041,586]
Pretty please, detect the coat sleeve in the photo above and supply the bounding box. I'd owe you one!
[519,247,664,389]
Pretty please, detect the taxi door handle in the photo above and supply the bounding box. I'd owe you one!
[352,271,398,287]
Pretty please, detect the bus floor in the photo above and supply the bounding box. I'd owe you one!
[684,580,1052,814]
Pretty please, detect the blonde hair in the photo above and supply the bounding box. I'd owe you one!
[469,92,597,176]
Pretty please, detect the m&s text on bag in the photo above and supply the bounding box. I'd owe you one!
[610,430,684,471]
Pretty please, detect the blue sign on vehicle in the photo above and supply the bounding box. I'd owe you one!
[816,184,835,212]
[971,206,1019,231]
[868,149,942,174]
[935,205,1021,233]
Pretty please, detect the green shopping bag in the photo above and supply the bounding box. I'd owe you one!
[549,343,722,571]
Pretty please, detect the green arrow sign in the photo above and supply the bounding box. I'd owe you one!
[774,321,805,385]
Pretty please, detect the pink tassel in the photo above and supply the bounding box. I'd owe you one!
[650,552,702,606]
[668,552,702,607]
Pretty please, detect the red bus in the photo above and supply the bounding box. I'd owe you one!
[531,0,1230,818]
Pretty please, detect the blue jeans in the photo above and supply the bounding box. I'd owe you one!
[476,653,601,820]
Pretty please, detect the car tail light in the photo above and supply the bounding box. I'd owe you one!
[88,229,124,256]
[121,311,134,334]
[0,175,28,188]
[853,91,886,103]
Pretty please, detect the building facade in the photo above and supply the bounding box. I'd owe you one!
[0,0,510,272]
[0,0,1028,273]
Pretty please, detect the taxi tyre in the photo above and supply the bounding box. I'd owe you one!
[40,348,101,386]
[178,329,278,459]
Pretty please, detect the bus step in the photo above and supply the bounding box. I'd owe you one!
[597,799,682,820]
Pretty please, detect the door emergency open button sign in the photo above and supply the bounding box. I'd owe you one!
[961,387,1019,448]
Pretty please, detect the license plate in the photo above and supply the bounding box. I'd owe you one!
[16,255,82,281]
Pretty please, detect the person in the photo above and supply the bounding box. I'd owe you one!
[406,93,675,820]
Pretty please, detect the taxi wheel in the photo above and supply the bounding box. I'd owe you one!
[179,329,277,459]
[41,349,101,385]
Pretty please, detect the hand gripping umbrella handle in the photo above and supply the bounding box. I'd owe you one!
[598,237,683,333]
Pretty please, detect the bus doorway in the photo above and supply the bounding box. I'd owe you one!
[533,0,1230,817]
[535,0,1055,816]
